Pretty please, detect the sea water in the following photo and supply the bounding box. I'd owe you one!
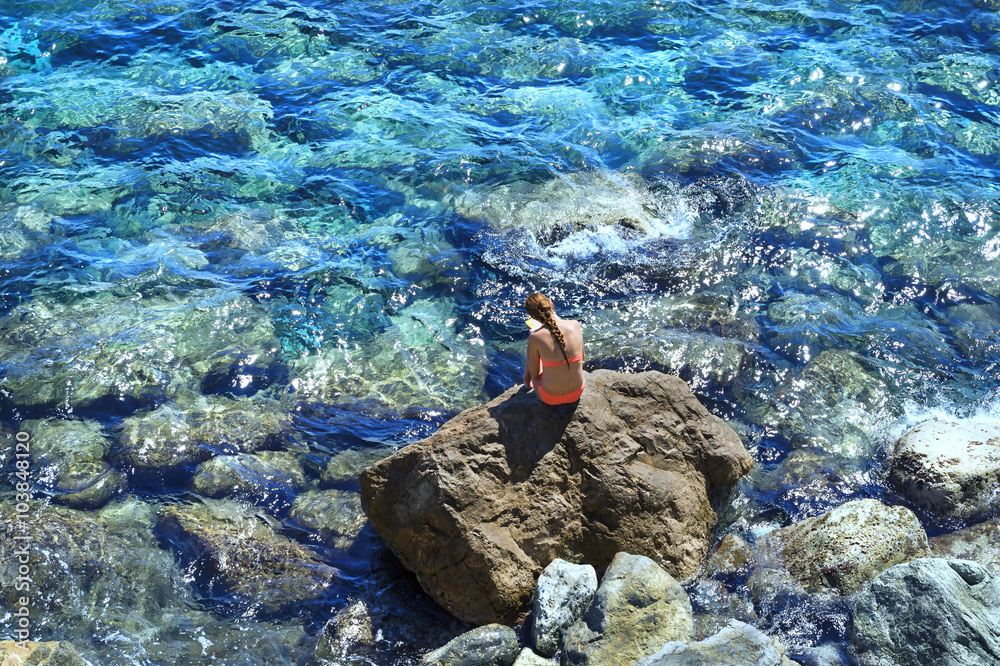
[1,0,999,663]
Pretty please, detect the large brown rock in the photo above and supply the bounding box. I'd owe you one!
[360,369,753,624]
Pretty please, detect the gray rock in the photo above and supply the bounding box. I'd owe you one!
[361,370,752,625]
[889,418,1000,518]
[192,451,305,505]
[314,599,375,663]
[563,552,694,666]
[288,489,366,550]
[633,620,793,666]
[423,624,519,666]
[852,558,1000,666]
[511,648,552,666]
[531,559,597,657]
[25,418,124,510]
[750,499,929,596]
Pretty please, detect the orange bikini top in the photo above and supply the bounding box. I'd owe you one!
[541,351,585,368]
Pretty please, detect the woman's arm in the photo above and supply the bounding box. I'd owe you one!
[524,334,541,388]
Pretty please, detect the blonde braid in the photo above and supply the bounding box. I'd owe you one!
[526,293,569,365]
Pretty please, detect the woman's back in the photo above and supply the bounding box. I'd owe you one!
[530,317,584,396]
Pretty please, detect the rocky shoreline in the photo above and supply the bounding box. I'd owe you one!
[356,372,1000,666]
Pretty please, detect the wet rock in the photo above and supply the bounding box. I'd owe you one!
[321,447,389,485]
[702,534,752,579]
[945,302,1000,364]
[0,640,95,665]
[25,417,125,509]
[511,648,551,666]
[753,348,891,456]
[633,620,794,666]
[531,559,597,657]
[563,552,694,666]
[889,418,1000,518]
[292,297,490,413]
[116,394,292,471]
[931,518,1000,568]
[157,500,339,616]
[687,579,757,640]
[288,489,366,550]
[422,624,519,666]
[750,499,929,597]
[314,599,375,663]
[192,451,305,505]
[852,558,1000,666]
[0,287,282,409]
[360,370,752,624]
[0,499,179,640]
[451,170,676,237]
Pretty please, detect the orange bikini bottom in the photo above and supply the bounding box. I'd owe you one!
[535,376,585,405]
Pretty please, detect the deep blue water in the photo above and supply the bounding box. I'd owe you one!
[1,0,1000,663]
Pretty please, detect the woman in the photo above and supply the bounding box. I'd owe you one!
[523,293,585,405]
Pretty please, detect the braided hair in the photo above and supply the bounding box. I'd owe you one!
[525,292,570,365]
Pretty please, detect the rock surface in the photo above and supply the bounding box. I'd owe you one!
[116,394,291,471]
[702,534,752,579]
[751,499,929,595]
[288,488,366,550]
[156,499,339,615]
[889,418,1000,518]
[422,624,519,666]
[511,648,551,666]
[360,370,752,624]
[25,418,125,509]
[314,599,375,663]
[931,518,1000,569]
[632,620,793,666]
[852,558,1000,666]
[0,640,95,665]
[531,558,597,657]
[192,450,305,506]
[562,552,694,666]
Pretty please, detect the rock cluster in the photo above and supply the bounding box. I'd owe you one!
[424,552,793,666]
[361,369,754,624]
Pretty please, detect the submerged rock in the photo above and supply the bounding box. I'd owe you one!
[192,450,306,506]
[288,488,366,550]
[852,558,1000,666]
[702,534,752,579]
[687,579,757,641]
[422,624,519,666]
[314,599,375,663]
[360,370,753,624]
[750,499,929,597]
[0,287,282,409]
[531,559,597,658]
[0,640,95,666]
[0,499,179,641]
[450,170,678,237]
[25,417,125,509]
[116,394,292,471]
[562,552,694,666]
[291,297,489,413]
[157,499,340,615]
[889,418,1000,518]
[633,620,794,666]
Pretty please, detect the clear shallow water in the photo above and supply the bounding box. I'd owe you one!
[1,0,1000,663]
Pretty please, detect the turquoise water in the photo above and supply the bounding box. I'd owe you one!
[2,0,1000,663]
